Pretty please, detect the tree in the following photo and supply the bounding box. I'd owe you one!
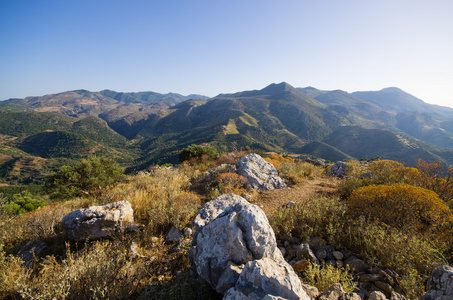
[46,156,124,198]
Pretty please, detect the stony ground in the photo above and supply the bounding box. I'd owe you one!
[254,177,339,215]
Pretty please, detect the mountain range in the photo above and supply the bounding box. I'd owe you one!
[1,82,453,184]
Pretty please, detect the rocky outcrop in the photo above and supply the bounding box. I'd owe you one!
[326,161,348,178]
[190,194,309,299]
[235,154,286,190]
[420,266,453,300]
[61,200,134,241]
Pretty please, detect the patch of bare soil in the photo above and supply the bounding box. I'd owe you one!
[254,177,339,215]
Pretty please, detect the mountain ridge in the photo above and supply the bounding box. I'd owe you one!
[1,82,453,184]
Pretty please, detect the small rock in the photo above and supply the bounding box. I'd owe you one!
[279,247,287,257]
[319,283,344,300]
[332,251,344,260]
[379,269,395,286]
[241,193,253,201]
[367,291,386,300]
[375,280,393,294]
[167,226,182,242]
[341,249,353,259]
[390,291,407,300]
[359,273,380,283]
[340,293,362,300]
[183,227,193,236]
[280,234,301,245]
[293,259,310,272]
[326,161,349,178]
[287,249,296,260]
[316,249,327,260]
[346,258,369,273]
[19,240,47,267]
[301,283,319,300]
[295,243,319,264]
[308,237,324,248]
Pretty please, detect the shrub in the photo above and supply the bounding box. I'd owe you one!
[280,161,322,184]
[304,263,357,293]
[338,159,422,199]
[215,151,247,165]
[0,243,25,298]
[265,155,294,170]
[269,196,347,244]
[344,220,444,298]
[145,269,219,300]
[179,144,219,163]
[46,156,124,199]
[268,195,446,298]
[416,159,453,205]
[216,172,247,195]
[1,191,45,215]
[347,184,453,232]
[15,241,150,299]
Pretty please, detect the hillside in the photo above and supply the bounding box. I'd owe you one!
[1,82,453,185]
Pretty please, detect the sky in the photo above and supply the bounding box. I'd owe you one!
[1,0,452,108]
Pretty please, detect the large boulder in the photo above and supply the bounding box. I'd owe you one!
[235,154,286,190]
[420,266,453,300]
[190,194,309,299]
[61,200,134,241]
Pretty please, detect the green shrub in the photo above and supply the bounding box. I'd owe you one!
[179,144,219,163]
[46,156,124,198]
[1,191,45,215]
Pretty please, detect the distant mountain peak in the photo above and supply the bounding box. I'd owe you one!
[261,82,296,93]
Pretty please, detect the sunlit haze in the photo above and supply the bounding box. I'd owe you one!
[1,0,452,108]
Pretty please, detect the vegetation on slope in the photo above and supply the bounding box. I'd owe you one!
[0,149,452,299]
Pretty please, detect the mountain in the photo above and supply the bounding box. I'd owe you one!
[1,82,453,184]
[352,87,453,119]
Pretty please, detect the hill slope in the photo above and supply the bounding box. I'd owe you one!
[1,82,453,182]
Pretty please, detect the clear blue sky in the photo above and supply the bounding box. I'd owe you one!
[1,0,452,108]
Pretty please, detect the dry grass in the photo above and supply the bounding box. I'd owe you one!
[107,168,199,232]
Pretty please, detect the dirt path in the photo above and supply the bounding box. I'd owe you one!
[254,177,339,215]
